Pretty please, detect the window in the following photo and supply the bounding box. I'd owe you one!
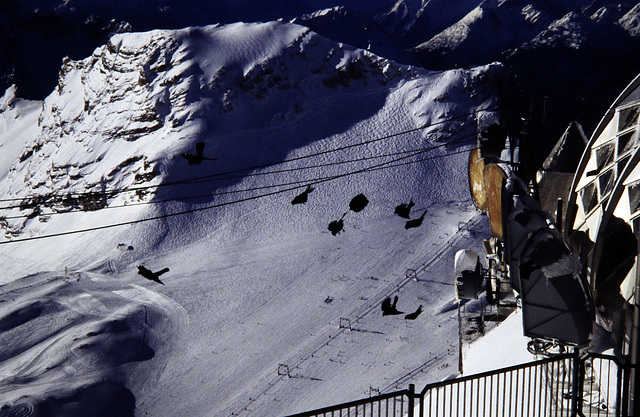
[617,130,637,157]
[619,105,639,132]
[629,181,640,215]
[618,154,631,176]
[581,182,598,214]
[595,142,615,171]
[599,168,615,198]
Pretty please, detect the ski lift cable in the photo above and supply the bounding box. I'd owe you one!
[0,147,430,243]
[157,135,472,185]
[1,106,492,204]
[174,105,496,180]
[0,105,497,205]
[0,134,472,211]
[0,140,475,221]
[0,140,467,244]
[0,147,432,216]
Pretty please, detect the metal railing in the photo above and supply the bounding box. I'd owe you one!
[578,353,626,417]
[286,386,415,417]
[420,354,575,417]
[286,352,629,417]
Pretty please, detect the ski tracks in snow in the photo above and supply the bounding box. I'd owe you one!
[227,211,488,416]
[0,271,187,412]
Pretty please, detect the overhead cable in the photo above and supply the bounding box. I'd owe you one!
[0,137,474,244]
[0,105,497,205]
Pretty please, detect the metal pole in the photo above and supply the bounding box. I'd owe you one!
[408,384,415,417]
[570,350,584,417]
[458,302,464,375]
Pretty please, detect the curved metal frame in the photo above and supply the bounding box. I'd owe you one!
[566,73,640,238]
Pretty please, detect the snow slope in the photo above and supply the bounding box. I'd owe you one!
[0,21,502,275]
[0,21,504,416]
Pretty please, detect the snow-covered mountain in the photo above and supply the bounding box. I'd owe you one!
[0,21,502,416]
[379,0,640,49]
[376,0,482,46]
[410,0,640,69]
[0,0,395,99]
[0,21,500,262]
[3,1,638,415]
[3,0,640,151]
[406,0,640,151]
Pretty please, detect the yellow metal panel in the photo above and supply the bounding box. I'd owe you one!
[484,163,507,240]
[468,148,487,211]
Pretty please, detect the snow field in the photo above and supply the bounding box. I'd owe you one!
[134,204,488,417]
[0,20,506,417]
[0,271,186,415]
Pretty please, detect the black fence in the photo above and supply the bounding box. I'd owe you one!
[286,352,629,417]
[286,387,415,417]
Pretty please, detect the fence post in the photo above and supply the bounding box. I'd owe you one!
[458,302,463,375]
[622,356,631,417]
[408,384,415,417]
[570,350,584,417]
[619,359,628,417]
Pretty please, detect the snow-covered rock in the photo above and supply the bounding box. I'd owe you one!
[619,3,640,37]
[291,6,415,66]
[412,1,557,67]
[525,11,588,49]
[375,0,482,45]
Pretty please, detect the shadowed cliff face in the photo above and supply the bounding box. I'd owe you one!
[0,1,129,99]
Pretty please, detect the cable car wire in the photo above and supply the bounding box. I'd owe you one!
[0,131,474,212]
[1,139,474,220]
[0,137,475,244]
[0,105,497,206]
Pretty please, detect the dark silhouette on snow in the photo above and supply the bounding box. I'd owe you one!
[349,193,369,212]
[328,212,347,236]
[381,295,403,316]
[478,123,507,160]
[291,185,314,205]
[137,265,169,285]
[328,218,344,236]
[405,209,428,229]
[404,305,423,320]
[182,141,216,165]
[394,200,415,219]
